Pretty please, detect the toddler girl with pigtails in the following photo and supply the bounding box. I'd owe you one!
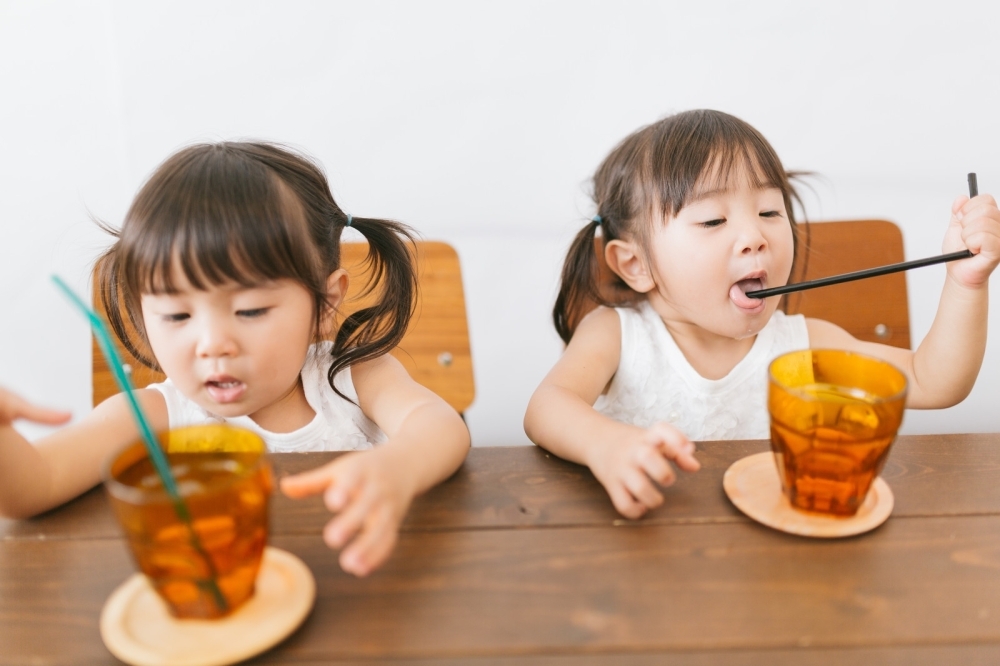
[525,109,1000,520]
[0,141,470,576]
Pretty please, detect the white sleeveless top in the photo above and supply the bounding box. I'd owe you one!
[149,342,386,452]
[594,302,809,440]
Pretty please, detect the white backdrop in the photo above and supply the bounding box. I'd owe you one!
[2,1,999,445]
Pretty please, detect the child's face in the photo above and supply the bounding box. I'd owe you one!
[141,267,318,430]
[645,173,794,340]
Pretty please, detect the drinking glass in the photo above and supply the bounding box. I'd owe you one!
[104,424,273,619]
[768,349,907,517]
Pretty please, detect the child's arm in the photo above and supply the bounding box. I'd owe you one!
[0,387,166,518]
[279,355,470,577]
[523,307,700,519]
[808,193,1000,408]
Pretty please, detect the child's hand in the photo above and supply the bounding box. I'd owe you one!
[280,449,416,577]
[945,193,1000,289]
[588,422,700,519]
[0,387,71,427]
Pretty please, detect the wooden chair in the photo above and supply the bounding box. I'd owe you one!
[784,220,910,349]
[580,219,910,349]
[92,241,476,413]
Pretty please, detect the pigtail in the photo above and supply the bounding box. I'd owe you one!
[94,234,160,372]
[329,216,418,395]
[552,219,603,344]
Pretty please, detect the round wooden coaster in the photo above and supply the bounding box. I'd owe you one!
[100,547,315,666]
[723,452,893,538]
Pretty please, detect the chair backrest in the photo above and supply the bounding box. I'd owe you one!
[574,219,910,349]
[784,220,910,349]
[92,240,476,412]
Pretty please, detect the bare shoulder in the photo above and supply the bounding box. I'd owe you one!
[351,353,458,436]
[350,353,412,389]
[577,305,621,333]
[570,306,622,353]
[351,353,438,408]
[535,305,623,403]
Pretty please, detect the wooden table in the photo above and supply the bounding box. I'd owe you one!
[4,435,1000,664]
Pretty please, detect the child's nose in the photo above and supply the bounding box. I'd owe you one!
[738,220,768,255]
[741,238,767,254]
[195,321,238,358]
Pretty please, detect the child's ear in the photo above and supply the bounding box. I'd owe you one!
[319,268,350,337]
[605,239,655,293]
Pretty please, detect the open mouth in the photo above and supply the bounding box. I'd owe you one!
[205,377,247,404]
[730,276,766,310]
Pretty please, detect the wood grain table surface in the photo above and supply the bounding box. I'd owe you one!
[3,434,1000,664]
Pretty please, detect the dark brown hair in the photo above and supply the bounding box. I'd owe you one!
[95,141,417,400]
[552,109,805,343]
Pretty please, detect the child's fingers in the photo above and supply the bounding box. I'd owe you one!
[953,195,971,215]
[280,456,364,509]
[0,388,71,426]
[606,481,647,520]
[321,464,366,513]
[644,423,700,472]
[339,508,399,577]
[323,483,378,549]
[961,217,1000,255]
[17,403,71,426]
[965,193,997,211]
[635,444,676,487]
[279,463,338,499]
[622,469,664,511]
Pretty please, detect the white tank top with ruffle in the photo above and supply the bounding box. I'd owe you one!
[594,301,809,441]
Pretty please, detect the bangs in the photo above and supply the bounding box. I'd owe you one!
[120,144,320,295]
[645,110,789,220]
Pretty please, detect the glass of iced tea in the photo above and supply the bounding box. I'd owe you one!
[768,349,907,517]
[104,424,273,619]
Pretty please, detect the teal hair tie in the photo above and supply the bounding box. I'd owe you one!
[346,214,353,227]
[592,215,603,224]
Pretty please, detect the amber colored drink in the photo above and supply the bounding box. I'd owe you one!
[105,425,273,619]
[768,351,907,517]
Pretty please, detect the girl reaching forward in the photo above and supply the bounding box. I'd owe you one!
[0,142,470,576]
[524,109,1000,519]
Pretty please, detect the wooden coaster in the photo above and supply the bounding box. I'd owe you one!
[723,452,893,538]
[101,547,315,666]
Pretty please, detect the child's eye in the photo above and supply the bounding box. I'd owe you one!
[236,308,270,318]
[700,218,726,228]
[760,210,783,218]
[162,313,189,323]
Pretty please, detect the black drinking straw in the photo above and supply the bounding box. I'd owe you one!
[746,174,979,299]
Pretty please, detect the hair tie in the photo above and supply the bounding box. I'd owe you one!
[592,215,603,225]
[345,214,353,227]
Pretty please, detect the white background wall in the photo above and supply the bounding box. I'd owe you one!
[2,0,999,445]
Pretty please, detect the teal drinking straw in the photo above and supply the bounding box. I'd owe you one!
[51,275,227,612]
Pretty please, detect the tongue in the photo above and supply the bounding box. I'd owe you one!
[730,279,763,308]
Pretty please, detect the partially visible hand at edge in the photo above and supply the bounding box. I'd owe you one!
[0,386,71,428]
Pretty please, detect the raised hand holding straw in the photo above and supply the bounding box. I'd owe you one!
[51,274,227,612]
[746,173,980,299]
